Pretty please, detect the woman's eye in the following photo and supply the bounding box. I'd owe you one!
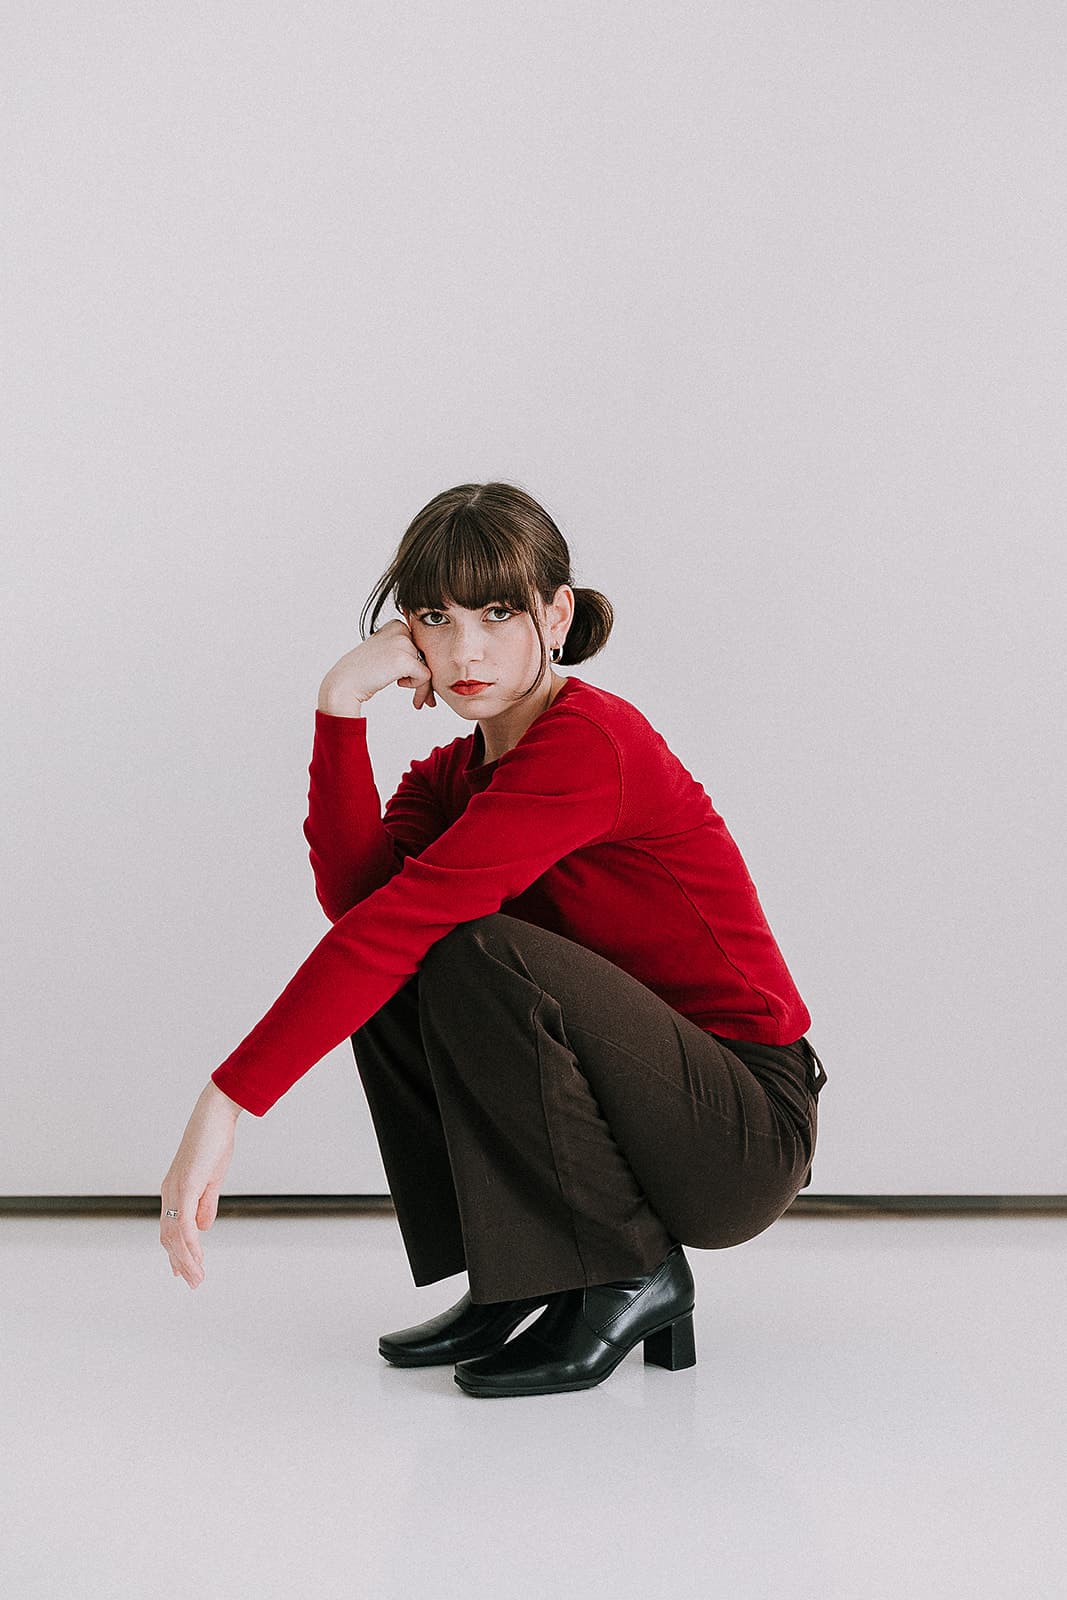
[417,607,514,625]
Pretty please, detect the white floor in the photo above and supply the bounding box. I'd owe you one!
[2,1213,1064,1600]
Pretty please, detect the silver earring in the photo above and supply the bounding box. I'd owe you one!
[550,644,562,663]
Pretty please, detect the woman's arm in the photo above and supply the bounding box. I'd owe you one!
[212,706,623,1117]
[305,622,448,922]
[303,710,450,923]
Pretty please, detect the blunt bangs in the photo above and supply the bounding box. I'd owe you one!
[393,512,541,619]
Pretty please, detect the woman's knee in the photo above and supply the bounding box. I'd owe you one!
[419,913,511,984]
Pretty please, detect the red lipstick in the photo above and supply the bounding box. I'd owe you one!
[450,680,492,695]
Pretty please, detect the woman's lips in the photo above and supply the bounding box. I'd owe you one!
[450,681,492,695]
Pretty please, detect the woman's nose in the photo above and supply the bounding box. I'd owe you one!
[451,633,486,666]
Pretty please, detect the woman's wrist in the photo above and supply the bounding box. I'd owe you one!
[317,675,367,717]
[205,1080,244,1119]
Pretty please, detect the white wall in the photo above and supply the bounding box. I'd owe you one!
[4,2,1064,1196]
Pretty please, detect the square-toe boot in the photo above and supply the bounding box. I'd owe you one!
[453,1243,696,1397]
[378,1289,554,1366]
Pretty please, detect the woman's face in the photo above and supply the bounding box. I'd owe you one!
[403,588,570,717]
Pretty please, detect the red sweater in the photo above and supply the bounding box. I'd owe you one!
[211,674,811,1116]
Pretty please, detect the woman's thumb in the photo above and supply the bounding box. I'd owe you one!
[197,1187,221,1230]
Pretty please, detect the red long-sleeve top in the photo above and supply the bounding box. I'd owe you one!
[211,674,811,1116]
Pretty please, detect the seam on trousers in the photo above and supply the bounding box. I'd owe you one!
[565,1019,785,1144]
[533,986,592,1284]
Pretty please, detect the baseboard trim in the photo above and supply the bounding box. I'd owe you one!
[786,1194,1067,1216]
[1,1194,1065,1217]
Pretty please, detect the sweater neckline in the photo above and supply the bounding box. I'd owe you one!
[463,674,582,783]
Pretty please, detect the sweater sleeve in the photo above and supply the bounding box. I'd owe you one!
[211,707,622,1116]
[303,711,450,923]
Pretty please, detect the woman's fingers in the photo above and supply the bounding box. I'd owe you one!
[396,667,436,709]
[160,1198,205,1288]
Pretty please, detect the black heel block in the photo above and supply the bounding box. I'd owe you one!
[643,1310,697,1371]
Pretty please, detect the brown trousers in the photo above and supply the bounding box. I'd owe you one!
[350,912,827,1304]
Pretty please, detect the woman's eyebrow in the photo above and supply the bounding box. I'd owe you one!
[420,600,507,612]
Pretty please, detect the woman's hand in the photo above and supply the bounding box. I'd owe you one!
[318,618,436,713]
[160,1082,242,1289]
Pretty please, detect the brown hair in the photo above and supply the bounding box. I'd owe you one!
[359,481,614,702]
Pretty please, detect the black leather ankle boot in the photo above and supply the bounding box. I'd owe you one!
[378,1289,553,1366]
[453,1244,696,1396]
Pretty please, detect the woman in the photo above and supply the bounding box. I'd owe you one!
[160,481,828,1399]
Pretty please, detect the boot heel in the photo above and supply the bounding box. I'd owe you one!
[643,1310,696,1371]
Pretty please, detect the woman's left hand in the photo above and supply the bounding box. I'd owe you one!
[160,1082,242,1289]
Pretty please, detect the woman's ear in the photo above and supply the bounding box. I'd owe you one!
[551,585,575,629]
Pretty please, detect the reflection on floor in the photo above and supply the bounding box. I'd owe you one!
[2,1213,1063,1599]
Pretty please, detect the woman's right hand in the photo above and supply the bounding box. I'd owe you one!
[319,618,437,712]
[160,1081,241,1289]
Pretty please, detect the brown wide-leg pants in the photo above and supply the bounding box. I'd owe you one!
[350,912,828,1304]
